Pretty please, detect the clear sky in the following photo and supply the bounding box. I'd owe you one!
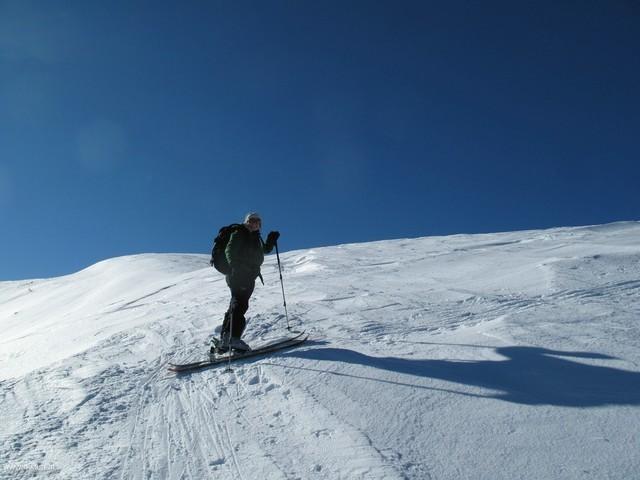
[1,1,638,281]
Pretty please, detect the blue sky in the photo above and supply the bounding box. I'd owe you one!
[1,1,638,280]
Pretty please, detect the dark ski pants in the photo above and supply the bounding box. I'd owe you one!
[221,277,255,339]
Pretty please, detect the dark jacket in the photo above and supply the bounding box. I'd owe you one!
[225,226,274,286]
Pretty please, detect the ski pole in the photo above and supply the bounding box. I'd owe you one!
[223,298,235,373]
[224,312,233,374]
[275,242,292,331]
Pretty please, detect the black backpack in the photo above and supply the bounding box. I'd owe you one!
[211,224,243,274]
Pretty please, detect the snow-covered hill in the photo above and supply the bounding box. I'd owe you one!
[1,222,640,479]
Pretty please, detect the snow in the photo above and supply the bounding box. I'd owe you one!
[1,222,640,479]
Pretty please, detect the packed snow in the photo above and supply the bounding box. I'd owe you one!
[1,222,639,479]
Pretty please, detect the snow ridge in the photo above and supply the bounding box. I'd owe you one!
[1,222,639,479]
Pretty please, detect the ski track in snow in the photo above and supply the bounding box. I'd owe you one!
[1,222,640,479]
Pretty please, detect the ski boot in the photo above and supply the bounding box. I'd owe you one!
[210,332,231,355]
[229,337,251,352]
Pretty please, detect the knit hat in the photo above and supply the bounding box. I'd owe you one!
[244,212,262,223]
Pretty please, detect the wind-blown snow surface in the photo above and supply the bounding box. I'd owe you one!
[1,222,640,479]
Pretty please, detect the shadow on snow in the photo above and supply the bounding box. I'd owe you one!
[282,342,640,407]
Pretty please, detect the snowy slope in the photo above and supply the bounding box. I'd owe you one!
[1,222,640,479]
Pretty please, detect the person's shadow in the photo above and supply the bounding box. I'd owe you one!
[282,343,640,407]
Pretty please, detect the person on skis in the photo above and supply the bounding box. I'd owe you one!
[214,212,280,354]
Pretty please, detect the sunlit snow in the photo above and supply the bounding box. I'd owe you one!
[1,222,639,479]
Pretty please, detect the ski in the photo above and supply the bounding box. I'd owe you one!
[168,331,308,373]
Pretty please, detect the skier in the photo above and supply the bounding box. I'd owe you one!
[214,212,280,353]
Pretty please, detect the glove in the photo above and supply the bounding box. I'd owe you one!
[209,258,214,267]
[266,231,280,246]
